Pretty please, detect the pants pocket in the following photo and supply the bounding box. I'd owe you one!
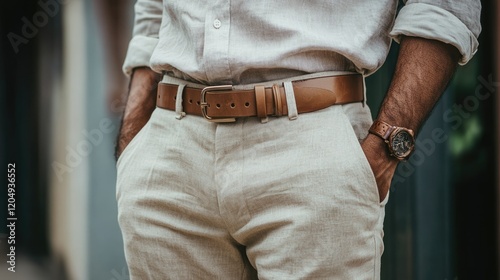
[338,108,385,205]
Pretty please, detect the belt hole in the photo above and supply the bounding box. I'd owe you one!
[196,101,200,105]
[173,96,176,100]
[230,103,235,108]
[216,104,221,109]
[188,99,193,104]
[244,102,250,107]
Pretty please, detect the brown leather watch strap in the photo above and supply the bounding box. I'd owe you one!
[156,74,364,120]
[369,120,396,140]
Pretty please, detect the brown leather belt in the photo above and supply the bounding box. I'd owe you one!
[156,74,364,122]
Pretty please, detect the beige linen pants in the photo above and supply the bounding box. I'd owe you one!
[116,84,388,279]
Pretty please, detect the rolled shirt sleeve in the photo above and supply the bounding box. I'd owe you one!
[122,0,163,76]
[390,1,481,65]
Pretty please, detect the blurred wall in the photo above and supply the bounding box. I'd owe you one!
[49,0,130,279]
[84,0,132,279]
[50,1,89,279]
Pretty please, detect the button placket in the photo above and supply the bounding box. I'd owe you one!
[203,5,232,84]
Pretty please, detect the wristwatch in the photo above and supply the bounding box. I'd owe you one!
[368,120,415,160]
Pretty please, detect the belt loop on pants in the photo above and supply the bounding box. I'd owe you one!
[156,74,364,123]
[175,84,186,120]
[283,81,298,120]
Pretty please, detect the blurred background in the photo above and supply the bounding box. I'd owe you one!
[0,0,498,279]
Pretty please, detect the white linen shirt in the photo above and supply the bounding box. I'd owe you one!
[123,0,481,85]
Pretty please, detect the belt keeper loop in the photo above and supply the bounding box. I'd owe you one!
[175,84,186,120]
[272,84,283,116]
[283,81,298,120]
[255,85,268,123]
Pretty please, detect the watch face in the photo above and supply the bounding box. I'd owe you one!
[390,129,415,159]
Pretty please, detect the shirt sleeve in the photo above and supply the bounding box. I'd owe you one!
[389,1,481,65]
[122,0,163,76]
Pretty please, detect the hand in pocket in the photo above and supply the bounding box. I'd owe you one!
[360,134,399,202]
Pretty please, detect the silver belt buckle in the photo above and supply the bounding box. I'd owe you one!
[200,85,236,123]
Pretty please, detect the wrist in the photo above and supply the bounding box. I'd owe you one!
[363,134,398,164]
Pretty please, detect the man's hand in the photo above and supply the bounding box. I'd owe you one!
[364,36,460,202]
[361,134,399,202]
[115,67,162,160]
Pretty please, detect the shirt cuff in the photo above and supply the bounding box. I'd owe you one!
[122,35,159,77]
[390,3,479,65]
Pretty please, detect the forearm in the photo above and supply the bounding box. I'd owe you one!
[377,36,460,132]
[115,67,162,159]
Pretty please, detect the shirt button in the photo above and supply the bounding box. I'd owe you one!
[213,19,222,29]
